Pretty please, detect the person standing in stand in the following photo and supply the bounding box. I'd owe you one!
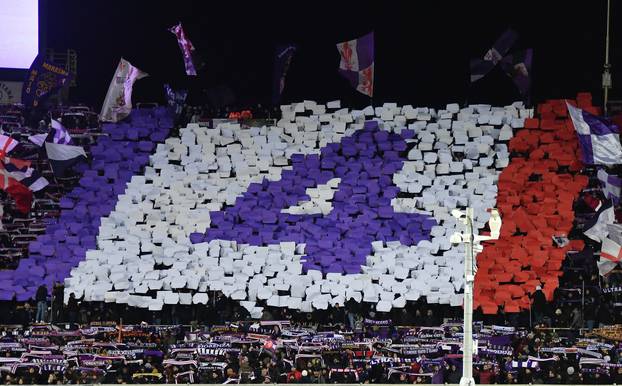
[35,284,48,323]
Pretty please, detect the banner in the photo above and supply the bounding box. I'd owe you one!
[164,84,188,117]
[100,58,148,122]
[22,55,72,108]
[363,318,392,326]
[168,22,201,76]
[0,81,23,104]
[272,45,297,105]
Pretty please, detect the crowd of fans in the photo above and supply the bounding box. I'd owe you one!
[1,317,622,385]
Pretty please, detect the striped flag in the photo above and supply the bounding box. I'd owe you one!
[0,134,48,193]
[2,160,48,192]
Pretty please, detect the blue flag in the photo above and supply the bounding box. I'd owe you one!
[21,54,72,108]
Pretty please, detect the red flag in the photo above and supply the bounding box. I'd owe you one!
[0,169,33,213]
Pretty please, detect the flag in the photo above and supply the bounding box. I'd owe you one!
[22,54,72,108]
[597,169,621,205]
[29,119,73,147]
[28,134,47,147]
[0,136,46,191]
[50,119,72,144]
[566,102,622,165]
[100,58,148,123]
[0,167,32,213]
[0,135,19,154]
[45,142,87,177]
[1,158,48,192]
[599,224,622,275]
[272,45,297,105]
[336,32,374,97]
[169,22,201,76]
[164,84,188,117]
[500,48,533,96]
[584,200,615,243]
[470,29,519,83]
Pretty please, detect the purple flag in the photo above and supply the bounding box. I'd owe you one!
[500,48,533,96]
[50,119,73,145]
[470,29,519,83]
[22,54,72,108]
[567,102,622,165]
[169,22,200,76]
[336,32,374,97]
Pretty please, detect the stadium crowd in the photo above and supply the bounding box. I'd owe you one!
[1,317,622,385]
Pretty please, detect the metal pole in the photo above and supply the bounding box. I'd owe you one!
[460,207,475,386]
[581,279,585,328]
[603,0,612,115]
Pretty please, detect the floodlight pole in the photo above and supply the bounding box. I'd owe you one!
[460,207,475,386]
[603,0,612,116]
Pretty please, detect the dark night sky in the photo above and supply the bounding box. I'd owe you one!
[43,0,620,110]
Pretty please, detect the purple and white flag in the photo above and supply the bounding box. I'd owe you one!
[567,102,622,165]
[50,119,72,144]
[336,32,374,97]
[169,22,199,76]
[583,200,614,243]
[597,169,621,205]
[470,29,519,83]
[28,119,71,146]
[599,224,622,276]
[500,48,533,96]
[100,58,149,123]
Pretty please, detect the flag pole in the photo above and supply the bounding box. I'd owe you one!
[459,207,475,386]
[603,0,612,116]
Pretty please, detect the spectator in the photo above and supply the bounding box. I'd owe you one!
[51,281,64,323]
[66,292,79,324]
[531,286,548,324]
[35,285,48,323]
[445,364,461,384]
[478,364,496,384]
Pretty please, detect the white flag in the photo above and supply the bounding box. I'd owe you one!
[599,225,622,275]
[584,203,615,243]
[100,58,148,122]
